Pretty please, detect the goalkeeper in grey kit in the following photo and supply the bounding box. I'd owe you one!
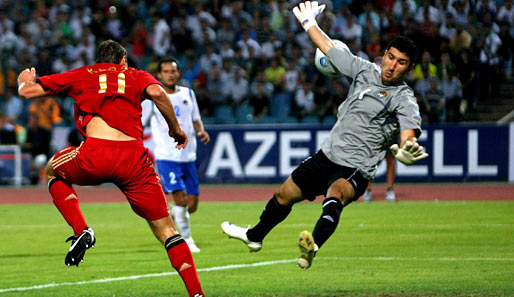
[222,1,429,269]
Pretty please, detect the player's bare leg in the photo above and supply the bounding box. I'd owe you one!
[171,190,200,252]
[385,152,397,201]
[46,155,94,266]
[147,215,179,243]
[188,194,199,213]
[148,216,204,297]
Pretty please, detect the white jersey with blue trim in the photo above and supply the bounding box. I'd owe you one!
[142,86,201,162]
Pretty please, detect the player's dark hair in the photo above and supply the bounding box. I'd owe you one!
[95,40,127,64]
[158,57,180,72]
[385,36,419,66]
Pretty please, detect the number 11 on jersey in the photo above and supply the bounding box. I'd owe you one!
[98,73,126,94]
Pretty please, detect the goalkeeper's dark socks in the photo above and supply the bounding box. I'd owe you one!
[49,177,87,236]
[246,196,292,243]
[312,197,343,248]
[165,235,204,297]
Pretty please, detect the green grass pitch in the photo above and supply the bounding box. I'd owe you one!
[0,200,513,297]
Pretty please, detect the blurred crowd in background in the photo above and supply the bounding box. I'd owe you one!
[0,0,513,183]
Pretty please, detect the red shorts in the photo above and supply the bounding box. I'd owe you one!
[52,137,169,221]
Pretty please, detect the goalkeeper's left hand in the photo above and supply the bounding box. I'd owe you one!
[292,1,326,32]
[390,138,429,165]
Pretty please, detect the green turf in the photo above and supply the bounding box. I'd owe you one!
[0,200,513,297]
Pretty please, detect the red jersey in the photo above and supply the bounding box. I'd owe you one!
[37,63,160,139]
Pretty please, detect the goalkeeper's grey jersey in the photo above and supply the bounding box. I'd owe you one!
[320,46,422,180]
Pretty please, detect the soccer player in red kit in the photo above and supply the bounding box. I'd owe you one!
[17,40,205,297]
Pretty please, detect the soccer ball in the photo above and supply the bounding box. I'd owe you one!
[314,39,349,78]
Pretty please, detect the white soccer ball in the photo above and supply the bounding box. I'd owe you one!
[314,39,348,78]
[33,154,47,170]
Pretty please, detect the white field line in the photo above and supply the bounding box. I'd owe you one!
[0,259,295,293]
[1,256,514,294]
[322,256,514,262]
[355,223,514,228]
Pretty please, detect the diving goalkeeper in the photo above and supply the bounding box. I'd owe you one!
[221,1,428,270]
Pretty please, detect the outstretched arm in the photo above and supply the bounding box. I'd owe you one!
[17,67,46,98]
[292,1,335,54]
[145,83,188,149]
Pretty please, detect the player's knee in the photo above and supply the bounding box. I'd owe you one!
[188,195,199,213]
[339,193,354,206]
[275,177,303,206]
[172,191,187,206]
[328,179,355,205]
[274,190,285,203]
[274,189,295,206]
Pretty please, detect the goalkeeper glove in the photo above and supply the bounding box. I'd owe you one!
[292,1,326,32]
[390,139,429,165]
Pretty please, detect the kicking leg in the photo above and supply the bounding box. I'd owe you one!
[221,176,304,251]
[148,216,204,297]
[247,176,303,241]
[47,156,88,235]
[46,155,95,266]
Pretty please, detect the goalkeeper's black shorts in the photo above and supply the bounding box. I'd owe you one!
[291,149,368,201]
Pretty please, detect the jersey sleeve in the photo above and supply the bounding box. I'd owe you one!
[395,90,422,137]
[36,68,83,96]
[189,89,201,122]
[325,46,377,79]
[136,70,162,100]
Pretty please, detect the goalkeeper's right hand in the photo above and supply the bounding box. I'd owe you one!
[292,1,326,32]
[390,138,429,166]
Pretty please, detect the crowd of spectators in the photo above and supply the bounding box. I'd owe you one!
[1,0,513,149]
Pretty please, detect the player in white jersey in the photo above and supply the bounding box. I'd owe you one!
[222,1,429,270]
[142,57,210,253]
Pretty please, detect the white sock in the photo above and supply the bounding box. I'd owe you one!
[173,205,191,239]
[169,205,175,219]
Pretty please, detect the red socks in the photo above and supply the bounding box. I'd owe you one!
[165,235,204,297]
[50,179,204,296]
[49,178,87,235]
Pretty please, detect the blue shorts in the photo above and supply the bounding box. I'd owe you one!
[156,160,199,195]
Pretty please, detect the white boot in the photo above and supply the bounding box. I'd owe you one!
[386,188,396,201]
[221,222,262,252]
[363,189,372,202]
[185,237,201,253]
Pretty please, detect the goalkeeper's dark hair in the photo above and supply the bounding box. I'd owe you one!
[158,57,180,72]
[96,40,127,64]
[385,36,418,66]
